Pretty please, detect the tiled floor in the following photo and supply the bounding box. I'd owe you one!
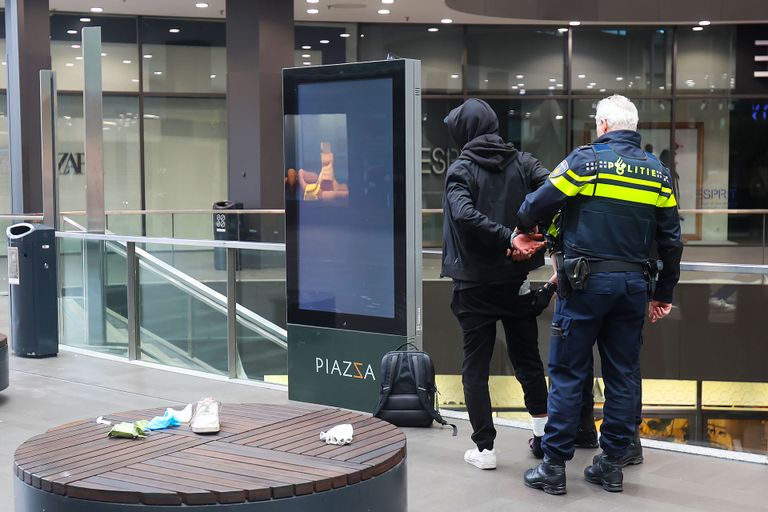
[2,350,767,511]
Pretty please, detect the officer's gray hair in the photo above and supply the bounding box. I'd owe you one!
[595,95,639,132]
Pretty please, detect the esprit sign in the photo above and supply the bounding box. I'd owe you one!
[315,357,376,381]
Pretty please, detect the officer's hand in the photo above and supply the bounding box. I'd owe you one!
[648,300,672,323]
[511,233,546,260]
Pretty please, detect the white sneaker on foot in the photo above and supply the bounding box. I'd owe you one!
[190,397,221,434]
[464,447,496,470]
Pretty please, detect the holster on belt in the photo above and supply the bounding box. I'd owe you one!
[554,252,570,297]
[563,256,591,292]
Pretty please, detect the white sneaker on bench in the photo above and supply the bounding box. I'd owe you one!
[190,397,221,434]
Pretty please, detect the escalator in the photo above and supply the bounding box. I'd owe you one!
[58,217,288,381]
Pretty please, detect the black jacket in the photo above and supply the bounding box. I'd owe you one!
[441,99,549,283]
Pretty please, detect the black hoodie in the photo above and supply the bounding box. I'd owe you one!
[441,99,550,284]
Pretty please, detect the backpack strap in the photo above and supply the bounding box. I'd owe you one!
[371,353,400,417]
[410,354,458,436]
[395,342,419,352]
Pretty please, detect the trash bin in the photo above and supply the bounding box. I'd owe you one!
[213,201,243,271]
[7,223,58,358]
[0,334,8,391]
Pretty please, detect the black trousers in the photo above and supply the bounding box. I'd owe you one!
[452,283,548,451]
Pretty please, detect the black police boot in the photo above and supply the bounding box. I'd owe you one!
[524,456,566,495]
[584,452,623,492]
[529,435,544,459]
[619,431,644,466]
[574,422,599,449]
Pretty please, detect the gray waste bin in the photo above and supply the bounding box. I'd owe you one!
[7,223,58,358]
[213,201,243,271]
[0,334,8,391]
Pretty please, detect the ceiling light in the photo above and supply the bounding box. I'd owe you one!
[101,52,107,56]
[484,79,489,83]
[144,54,153,59]
[122,60,132,64]
[428,27,439,32]
[195,2,209,7]
[302,45,311,49]
[169,28,180,33]
[65,63,74,67]
[659,85,665,90]
[210,74,216,78]
[320,39,330,44]
[90,7,103,13]
[71,44,80,49]
[307,8,319,14]
[307,0,319,2]
[699,20,711,26]
[516,74,524,79]
[692,26,704,31]
[303,61,312,66]
[131,79,139,82]
[589,82,596,86]
[511,85,519,90]
[302,53,311,58]
[599,88,606,92]
[378,9,390,14]
[441,18,453,24]
[75,56,83,60]
[548,86,555,90]
[80,17,91,22]
[569,21,581,26]
[549,78,556,82]
[67,29,78,35]
[450,74,459,79]
[154,71,163,75]
[517,83,525,87]
[340,33,351,38]
[555,115,564,120]
[587,85,594,89]
[519,89,526,95]
[558,28,568,33]
[557,83,563,87]
[577,74,586,78]
[616,76,624,81]
[382,0,394,3]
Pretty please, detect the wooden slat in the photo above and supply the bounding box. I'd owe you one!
[14,403,406,506]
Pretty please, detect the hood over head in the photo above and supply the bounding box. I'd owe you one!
[444,98,518,172]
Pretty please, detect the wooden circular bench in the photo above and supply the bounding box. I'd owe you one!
[14,403,407,511]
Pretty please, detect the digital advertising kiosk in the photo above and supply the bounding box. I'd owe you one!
[284,59,422,412]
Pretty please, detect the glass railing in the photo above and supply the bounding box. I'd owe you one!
[47,213,768,460]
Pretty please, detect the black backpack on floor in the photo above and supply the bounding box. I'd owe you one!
[372,343,457,436]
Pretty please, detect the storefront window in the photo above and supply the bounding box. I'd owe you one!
[51,15,139,92]
[358,24,464,93]
[143,97,227,239]
[141,18,226,94]
[466,26,565,95]
[572,27,671,95]
[295,23,357,66]
[57,94,142,234]
[677,26,736,94]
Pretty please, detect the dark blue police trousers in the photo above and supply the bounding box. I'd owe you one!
[543,271,647,461]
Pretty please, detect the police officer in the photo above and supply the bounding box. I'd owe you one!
[515,95,683,494]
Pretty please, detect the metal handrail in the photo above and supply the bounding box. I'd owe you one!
[46,208,768,216]
[57,230,768,275]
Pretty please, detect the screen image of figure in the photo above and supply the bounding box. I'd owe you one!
[285,78,396,319]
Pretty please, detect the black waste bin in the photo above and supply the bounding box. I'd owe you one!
[213,201,243,271]
[7,223,58,358]
[0,334,8,391]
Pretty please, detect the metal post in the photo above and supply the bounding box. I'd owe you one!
[40,70,58,230]
[226,247,238,379]
[126,242,140,360]
[82,27,106,346]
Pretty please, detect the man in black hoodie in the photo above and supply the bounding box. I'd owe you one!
[441,98,551,470]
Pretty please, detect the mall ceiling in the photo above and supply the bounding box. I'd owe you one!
[49,0,768,24]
